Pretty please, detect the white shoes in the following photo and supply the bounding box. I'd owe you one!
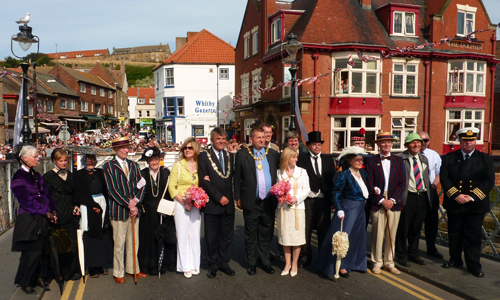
[183,272,192,278]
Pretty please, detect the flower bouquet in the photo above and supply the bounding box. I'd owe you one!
[184,185,209,209]
[270,180,293,207]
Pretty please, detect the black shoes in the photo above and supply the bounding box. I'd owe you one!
[427,250,444,259]
[247,265,256,275]
[207,268,217,278]
[339,271,350,278]
[442,260,463,269]
[220,266,235,276]
[37,277,50,291]
[470,269,485,277]
[396,258,410,267]
[409,256,427,265]
[262,265,275,274]
[22,287,36,295]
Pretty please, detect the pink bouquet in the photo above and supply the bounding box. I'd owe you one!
[270,181,294,207]
[184,185,209,209]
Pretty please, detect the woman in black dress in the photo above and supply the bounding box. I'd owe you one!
[73,154,113,278]
[11,145,58,294]
[43,148,81,281]
[138,147,177,275]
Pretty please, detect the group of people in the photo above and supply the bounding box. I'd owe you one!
[10,121,494,294]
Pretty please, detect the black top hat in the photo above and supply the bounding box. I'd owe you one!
[140,146,164,161]
[306,131,324,145]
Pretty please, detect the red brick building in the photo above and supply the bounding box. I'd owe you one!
[49,65,116,129]
[235,0,498,154]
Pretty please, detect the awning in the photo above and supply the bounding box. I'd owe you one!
[105,116,120,122]
[81,114,104,122]
[31,126,50,133]
[65,118,88,123]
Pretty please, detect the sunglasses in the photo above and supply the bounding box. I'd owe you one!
[422,139,429,142]
[184,146,194,150]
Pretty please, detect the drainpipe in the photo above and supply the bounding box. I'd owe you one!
[423,60,430,132]
[312,50,319,131]
[488,31,496,155]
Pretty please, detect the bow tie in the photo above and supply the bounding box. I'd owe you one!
[312,155,318,159]
[57,169,68,175]
[381,156,391,161]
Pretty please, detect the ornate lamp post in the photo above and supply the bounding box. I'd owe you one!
[282,34,303,132]
[11,19,39,146]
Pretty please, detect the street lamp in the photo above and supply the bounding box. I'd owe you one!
[282,33,303,132]
[11,22,39,146]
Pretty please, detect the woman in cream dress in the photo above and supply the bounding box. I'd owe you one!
[276,147,310,277]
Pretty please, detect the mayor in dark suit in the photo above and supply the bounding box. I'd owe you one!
[199,127,236,278]
[440,127,494,277]
[395,133,432,267]
[297,131,335,267]
[234,127,280,275]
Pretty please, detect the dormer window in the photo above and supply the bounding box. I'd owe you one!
[457,4,476,37]
[270,18,281,44]
[393,12,415,36]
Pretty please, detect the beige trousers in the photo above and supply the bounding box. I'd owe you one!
[111,217,140,277]
[370,209,401,268]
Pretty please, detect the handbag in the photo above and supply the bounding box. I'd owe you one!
[157,162,180,216]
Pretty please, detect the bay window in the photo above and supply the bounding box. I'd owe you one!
[446,109,483,142]
[331,115,379,151]
[447,60,485,95]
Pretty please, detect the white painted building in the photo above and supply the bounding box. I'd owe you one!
[154,29,235,144]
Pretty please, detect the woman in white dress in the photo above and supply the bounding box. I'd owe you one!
[276,147,311,277]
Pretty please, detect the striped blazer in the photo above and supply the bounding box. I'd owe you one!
[365,154,406,211]
[103,157,145,220]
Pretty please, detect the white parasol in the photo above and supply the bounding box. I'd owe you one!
[331,220,349,279]
[76,229,86,283]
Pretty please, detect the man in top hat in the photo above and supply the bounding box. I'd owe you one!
[351,128,366,148]
[297,131,336,267]
[395,133,432,267]
[440,127,494,277]
[103,136,147,284]
[365,132,406,275]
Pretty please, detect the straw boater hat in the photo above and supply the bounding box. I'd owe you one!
[373,131,397,143]
[456,127,479,140]
[110,136,132,148]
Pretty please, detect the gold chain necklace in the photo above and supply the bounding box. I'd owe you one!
[206,148,231,179]
[281,168,303,181]
[246,146,269,170]
[150,169,160,197]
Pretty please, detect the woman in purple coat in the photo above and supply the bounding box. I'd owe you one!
[11,145,58,295]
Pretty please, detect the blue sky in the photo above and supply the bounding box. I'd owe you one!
[1,0,499,59]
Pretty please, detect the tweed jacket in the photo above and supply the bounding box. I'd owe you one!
[397,150,432,206]
[103,157,145,220]
[365,154,406,211]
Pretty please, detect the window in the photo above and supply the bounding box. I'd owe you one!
[390,111,419,150]
[270,18,281,44]
[165,97,184,116]
[252,31,258,55]
[393,12,415,36]
[91,86,96,95]
[28,104,33,116]
[241,73,250,105]
[446,109,484,143]
[283,66,291,97]
[80,83,86,93]
[244,118,258,144]
[457,5,476,37]
[243,32,251,59]
[165,68,174,87]
[138,110,142,118]
[333,54,380,96]
[220,68,229,80]
[81,101,88,112]
[192,125,204,137]
[108,90,113,98]
[447,60,485,95]
[69,100,75,110]
[138,98,146,104]
[95,104,101,115]
[102,105,105,114]
[392,62,418,96]
[146,110,150,117]
[149,97,155,104]
[331,116,379,152]
[108,105,113,114]
[60,99,67,109]
[282,116,290,144]
[156,74,159,90]
[252,68,262,103]
[91,103,94,113]
[100,88,105,97]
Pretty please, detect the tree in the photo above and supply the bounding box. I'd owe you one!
[1,56,21,68]
[126,65,155,87]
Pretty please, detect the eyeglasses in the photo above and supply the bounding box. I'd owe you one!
[422,139,429,142]
[184,146,194,150]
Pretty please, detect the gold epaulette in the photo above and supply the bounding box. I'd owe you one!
[446,187,459,198]
[472,188,486,200]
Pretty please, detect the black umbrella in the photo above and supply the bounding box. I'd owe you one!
[155,215,176,278]
[48,235,64,295]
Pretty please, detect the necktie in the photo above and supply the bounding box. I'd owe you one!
[257,151,266,200]
[464,154,469,161]
[413,157,423,191]
[313,156,321,178]
[122,161,129,179]
[218,151,225,175]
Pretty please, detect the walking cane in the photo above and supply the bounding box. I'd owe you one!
[132,216,138,285]
[383,192,395,260]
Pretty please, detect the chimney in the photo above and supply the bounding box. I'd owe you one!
[187,31,199,42]
[72,63,76,69]
[360,0,371,9]
[121,61,126,73]
[176,37,187,52]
